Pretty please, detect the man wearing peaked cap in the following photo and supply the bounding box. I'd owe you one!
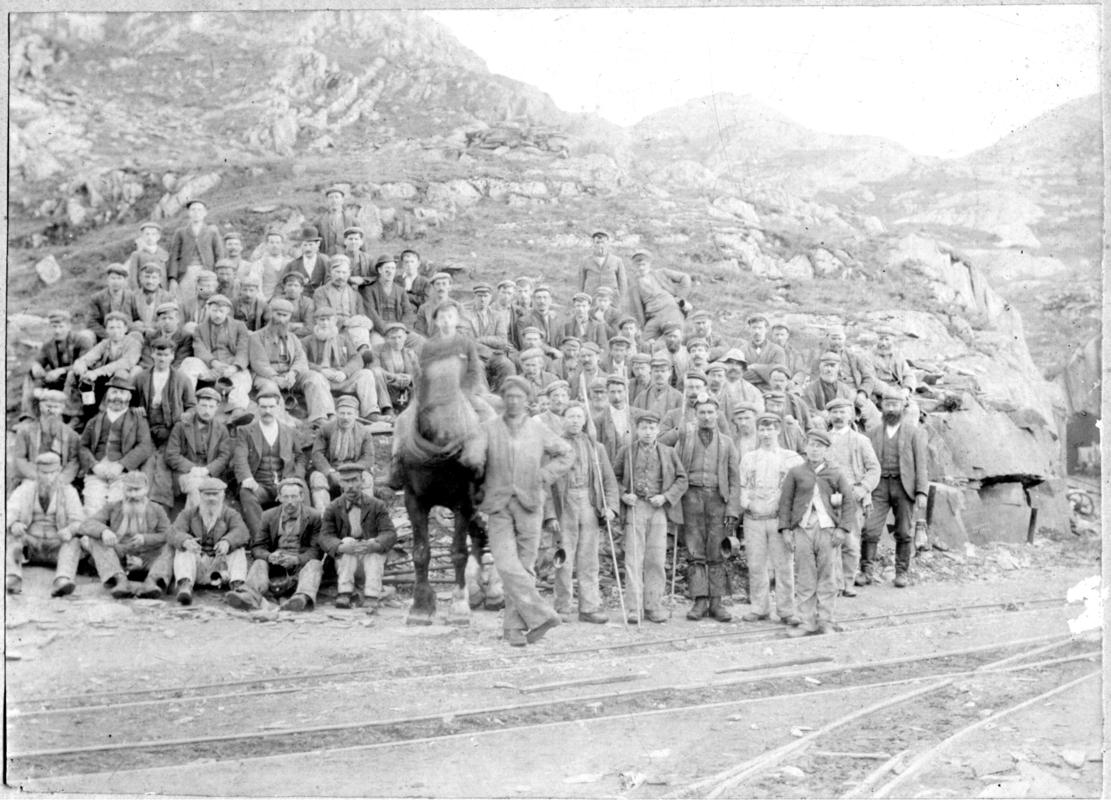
[70,305,144,416]
[134,333,196,465]
[125,218,170,291]
[686,308,725,351]
[11,385,83,487]
[164,380,234,511]
[77,469,175,600]
[307,391,376,512]
[317,184,359,257]
[5,446,87,596]
[556,290,608,352]
[275,225,330,297]
[568,339,606,403]
[186,283,252,410]
[87,262,141,341]
[633,350,683,419]
[870,325,917,407]
[168,196,224,296]
[463,278,509,340]
[777,422,857,637]
[21,307,95,418]
[628,250,692,341]
[660,368,729,436]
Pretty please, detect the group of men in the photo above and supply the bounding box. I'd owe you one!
[9,189,931,642]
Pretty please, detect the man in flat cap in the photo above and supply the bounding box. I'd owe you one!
[137,302,197,375]
[397,249,431,311]
[213,259,240,302]
[462,282,509,340]
[568,341,606,402]
[231,387,307,539]
[79,373,153,515]
[870,325,918,407]
[308,395,375,511]
[602,334,633,380]
[413,271,455,338]
[132,264,177,335]
[738,413,804,626]
[535,380,572,434]
[593,375,634,467]
[341,227,375,284]
[765,365,809,431]
[276,271,316,337]
[479,376,573,645]
[861,388,929,589]
[6,452,86,596]
[556,292,608,351]
[248,298,331,426]
[316,185,360,257]
[219,231,252,285]
[591,286,623,338]
[580,229,628,308]
[802,352,881,432]
[168,476,250,604]
[179,269,220,334]
[778,429,857,636]
[519,347,559,397]
[728,401,760,462]
[738,314,788,391]
[226,477,324,612]
[165,386,233,510]
[553,335,581,381]
[686,337,711,374]
[824,397,881,596]
[659,322,690,385]
[21,309,94,417]
[515,285,560,351]
[87,263,141,341]
[319,463,397,609]
[135,336,196,451]
[11,390,82,488]
[763,390,807,455]
[314,257,363,328]
[276,225,330,297]
[303,306,387,420]
[376,322,420,412]
[659,394,740,622]
[71,312,144,417]
[633,354,683,417]
[628,352,652,402]
[168,199,224,297]
[613,409,688,624]
[244,226,285,300]
[233,273,270,332]
[125,220,170,291]
[187,292,252,409]
[770,322,809,384]
[79,471,173,600]
[360,255,415,333]
[627,251,691,343]
[661,370,729,434]
[811,323,878,398]
[686,309,725,351]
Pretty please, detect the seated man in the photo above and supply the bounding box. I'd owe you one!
[397,249,431,310]
[308,396,375,511]
[413,271,455,338]
[187,292,252,409]
[130,264,176,338]
[226,477,324,612]
[591,286,622,338]
[278,272,316,337]
[78,471,172,600]
[168,477,250,604]
[341,227,374,285]
[740,314,788,390]
[375,322,420,412]
[602,334,633,379]
[802,352,881,431]
[231,388,307,538]
[6,452,85,596]
[124,220,169,290]
[135,337,196,450]
[70,312,143,416]
[11,390,81,488]
[661,371,729,434]
[811,324,877,397]
[518,347,558,396]
[233,273,270,332]
[628,352,652,401]
[78,374,153,514]
[302,306,384,420]
[461,282,508,340]
[627,251,691,343]
[248,298,334,426]
[21,309,94,417]
[179,269,219,335]
[555,292,608,350]
[165,387,233,509]
[87,263,140,341]
[360,255,415,330]
[213,259,240,301]
[767,365,811,431]
[770,322,809,385]
[313,257,363,328]
[319,463,397,609]
[138,301,199,374]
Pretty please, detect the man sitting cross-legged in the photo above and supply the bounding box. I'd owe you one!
[78,471,173,600]
[308,396,375,511]
[168,477,250,605]
[226,478,325,613]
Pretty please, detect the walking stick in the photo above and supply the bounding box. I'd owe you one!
[624,440,643,626]
[592,442,629,629]
[669,521,680,619]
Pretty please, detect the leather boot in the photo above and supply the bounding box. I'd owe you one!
[136,578,163,599]
[51,577,76,597]
[860,540,879,584]
[176,578,194,605]
[281,593,312,612]
[895,539,912,575]
[110,575,135,599]
[6,575,22,595]
[709,597,732,622]
[686,597,709,621]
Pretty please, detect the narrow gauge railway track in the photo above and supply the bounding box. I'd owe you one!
[9,634,1098,780]
[11,596,1068,715]
[673,645,1099,799]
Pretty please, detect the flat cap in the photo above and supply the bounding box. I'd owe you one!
[560,335,581,347]
[277,477,307,492]
[196,270,218,283]
[312,305,336,319]
[630,353,652,365]
[519,347,546,361]
[139,263,163,275]
[684,369,708,383]
[496,279,515,290]
[38,389,68,404]
[732,402,760,416]
[382,321,408,336]
[807,430,831,446]
[324,184,347,196]
[649,354,671,367]
[104,311,132,325]
[631,250,652,261]
[195,387,221,401]
[689,309,713,321]
[47,309,71,322]
[590,229,611,240]
[608,335,632,347]
[106,373,135,392]
[746,313,769,325]
[686,337,709,350]
[499,375,533,398]
[239,273,261,287]
[532,285,552,296]
[255,386,282,401]
[206,293,232,308]
[580,341,602,354]
[605,375,628,387]
[705,362,726,374]
[571,292,592,304]
[343,226,365,238]
[155,301,180,316]
[150,336,175,351]
[269,298,295,314]
[882,387,908,402]
[121,471,150,489]
[106,263,129,277]
[762,390,787,401]
[660,322,682,335]
[617,316,638,328]
[594,286,614,297]
[34,452,62,468]
[825,397,853,411]
[755,412,782,426]
[520,326,542,338]
[471,283,493,295]
[336,462,368,475]
[771,322,790,332]
[222,231,242,242]
[197,477,227,494]
[373,254,396,271]
[636,410,661,424]
[589,378,608,391]
[819,351,842,365]
[693,392,719,408]
[768,364,792,378]
[430,271,453,283]
[335,395,360,410]
[139,220,162,232]
[543,380,570,396]
[185,199,207,209]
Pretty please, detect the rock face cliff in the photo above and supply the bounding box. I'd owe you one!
[7,11,1090,546]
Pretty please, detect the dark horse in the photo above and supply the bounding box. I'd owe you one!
[388,335,496,625]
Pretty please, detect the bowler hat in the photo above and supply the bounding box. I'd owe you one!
[106,374,135,393]
[298,225,322,242]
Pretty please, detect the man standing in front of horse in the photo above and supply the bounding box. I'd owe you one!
[479,376,574,647]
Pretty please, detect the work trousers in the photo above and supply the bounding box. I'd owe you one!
[794,523,837,630]
[642,306,685,342]
[85,538,174,586]
[82,473,126,516]
[681,487,728,599]
[624,499,668,616]
[486,497,556,634]
[327,369,381,417]
[554,487,602,614]
[245,558,323,601]
[743,516,795,619]
[239,482,279,539]
[177,360,251,409]
[832,498,866,591]
[309,471,373,511]
[252,371,334,423]
[336,551,386,597]
[6,529,82,582]
[173,547,249,587]
[864,477,915,573]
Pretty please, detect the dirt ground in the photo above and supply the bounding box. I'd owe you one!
[5,531,1103,798]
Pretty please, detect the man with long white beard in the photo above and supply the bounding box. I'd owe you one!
[309,396,375,511]
[11,390,81,487]
[168,477,250,605]
[79,471,173,600]
[78,374,154,515]
[6,453,86,596]
[302,306,382,420]
[248,298,334,427]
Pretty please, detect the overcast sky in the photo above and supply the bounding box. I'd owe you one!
[429,6,1100,158]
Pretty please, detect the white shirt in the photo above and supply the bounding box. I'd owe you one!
[609,405,630,440]
[801,464,836,529]
[259,420,280,446]
[104,408,126,424]
[151,368,170,400]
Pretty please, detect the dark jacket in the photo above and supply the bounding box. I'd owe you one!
[253,505,322,564]
[12,420,82,486]
[276,254,332,296]
[612,439,688,525]
[134,367,196,432]
[310,421,375,475]
[192,317,251,370]
[658,424,741,516]
[164,409,233,478]
[168,504,250,551]
[35,332,92,373]
[168,223,224,282]
[318,492,397,555]
[548,433,620,522]
[778,460,857,533]
[231,421,307,484]
[866,422,930,501]
[87,288,140,340]
[79,409,154,473]
[79,500,171,547]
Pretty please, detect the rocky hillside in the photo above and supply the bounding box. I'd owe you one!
[7,10,1085,547]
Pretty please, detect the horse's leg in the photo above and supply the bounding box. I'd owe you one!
[447,496,473,626]
[405,489,436,626]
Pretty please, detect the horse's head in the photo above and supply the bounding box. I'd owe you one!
[417,337,473,408]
